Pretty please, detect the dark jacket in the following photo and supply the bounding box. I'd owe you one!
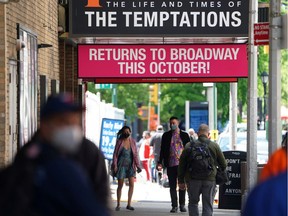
[178,134,227,183]
[0,136,109,216]
[158,129,190,167]
[74,138,110,210]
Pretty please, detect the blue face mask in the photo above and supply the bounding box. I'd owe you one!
[171,125,177,131]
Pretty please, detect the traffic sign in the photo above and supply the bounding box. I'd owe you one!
[254,22,269,46]
[95,84,112,89]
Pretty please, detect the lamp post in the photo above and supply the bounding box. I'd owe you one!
[261,72,269,130]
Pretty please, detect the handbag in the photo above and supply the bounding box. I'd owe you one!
[216,168,229,185]
[109,163,116,177]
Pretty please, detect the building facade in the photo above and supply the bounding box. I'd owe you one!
[0,0,60,166]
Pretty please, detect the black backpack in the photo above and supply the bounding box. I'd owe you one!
[188,139,213,178]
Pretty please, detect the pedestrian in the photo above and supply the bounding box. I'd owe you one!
[112,126,142,211]
[242,171,287,216]
[0,93,109,216]
[178,124,227,216]
[259,132,287,182]
[150,125,164,183]
[188,128,198,142]
[139,131,151,181]
[73,137,111,210]
[157,116,190,213]
[242,132,288,216]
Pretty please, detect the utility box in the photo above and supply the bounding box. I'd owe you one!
[218,151,247,210]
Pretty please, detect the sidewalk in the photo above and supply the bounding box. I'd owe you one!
[110,173,241,216]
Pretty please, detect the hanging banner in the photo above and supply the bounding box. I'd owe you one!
[70,0,249,37]
[78,44,248,78]
[99,118,124,160]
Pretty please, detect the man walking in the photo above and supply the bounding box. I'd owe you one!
[157,117,190,213]
[178,124,227,216]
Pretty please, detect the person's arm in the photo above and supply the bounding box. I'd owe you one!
[178,148,188,184]
[112,139,121,170]
[215,145,227,170]
[132,139,141,168]
[158,133,166,164]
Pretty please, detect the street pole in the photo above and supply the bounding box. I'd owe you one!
[213,83,217,130]
[268,0,282,155]
[157,84,161,126]
[148,86,152,131]
[204,83,214,130]
[263,83,267,130]
[112,84,118,107]
[246,0,258,195]
[229,83,238,150]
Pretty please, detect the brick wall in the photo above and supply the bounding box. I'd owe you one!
[0,4,6,167]
[0,0,60,167]
[59,40,80,101]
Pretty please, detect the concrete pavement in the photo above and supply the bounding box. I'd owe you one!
[110,173,241,216]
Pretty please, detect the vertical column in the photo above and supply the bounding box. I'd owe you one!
[229,83,238,150]
[246,0,258,193]
[268,0,282,155]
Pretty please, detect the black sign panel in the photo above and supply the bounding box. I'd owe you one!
[70,0,249,37]
[218,151,247,210]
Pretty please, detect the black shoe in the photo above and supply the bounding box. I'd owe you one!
[115,206,120,211]
[126,206,135,211]
[170,207,178,213]
[180,206,187,212]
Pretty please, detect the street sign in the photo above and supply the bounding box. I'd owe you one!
[95,84,112,89]
[254,22,269,46]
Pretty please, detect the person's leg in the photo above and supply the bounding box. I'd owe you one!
[127,177,135,208]
[177,166,186,209]
[117,179,124,208]
[167,166,178,210]
[142,161,150,181]
[201,180,216,216]
[187,179,202,216]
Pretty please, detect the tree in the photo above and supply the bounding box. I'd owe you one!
[87,83,150,118]
[159,83,206,122]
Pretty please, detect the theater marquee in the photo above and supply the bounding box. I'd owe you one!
[78,44,248,80]
[70,0,249,37]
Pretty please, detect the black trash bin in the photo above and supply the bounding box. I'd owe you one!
[218,151,247,210]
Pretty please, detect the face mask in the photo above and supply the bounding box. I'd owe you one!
[171,125,177,131]
[51,126,83,153]
[123,133,130,139]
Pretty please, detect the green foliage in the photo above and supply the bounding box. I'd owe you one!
[215,83,229,124]
[87,83,149,118]
[281,49,288,106]
[159,83,206,122]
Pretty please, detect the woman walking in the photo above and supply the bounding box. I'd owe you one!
[112,126,142,211]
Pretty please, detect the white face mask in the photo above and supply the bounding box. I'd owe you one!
[51,125,83,153]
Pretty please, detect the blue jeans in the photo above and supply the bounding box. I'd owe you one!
[187,179,216,216]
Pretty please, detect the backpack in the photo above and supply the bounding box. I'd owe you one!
[188,139,213,178]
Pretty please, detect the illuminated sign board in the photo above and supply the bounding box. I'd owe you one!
[78,44,248,79]
[70,0,249,37]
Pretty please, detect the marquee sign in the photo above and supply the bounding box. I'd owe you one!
[78,44,248,79]
[70,0,249,37]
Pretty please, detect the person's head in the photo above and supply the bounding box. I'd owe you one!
[39,93,85,153]
[142,131,151,139]
[169,116,179,131]
[117,126,132,140]
[156,125,163,132]
[188,128,195,136]
[198,124,210,137]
